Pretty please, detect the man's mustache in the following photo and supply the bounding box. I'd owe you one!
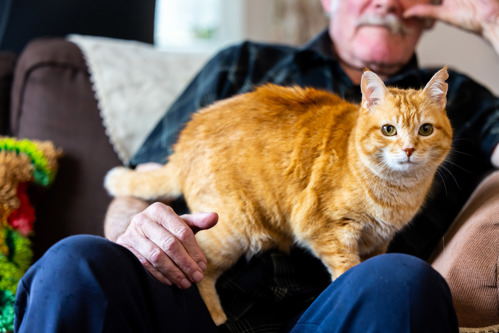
[356,13,413,35]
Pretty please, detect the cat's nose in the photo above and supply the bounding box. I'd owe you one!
[403,148,415,157]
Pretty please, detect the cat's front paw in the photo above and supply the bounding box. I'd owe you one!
[104,166,133,197]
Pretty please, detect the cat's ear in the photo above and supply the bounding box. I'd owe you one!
[361,70,388,111]
[423,66,449,109]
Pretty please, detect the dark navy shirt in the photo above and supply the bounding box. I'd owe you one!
[131,30,499,332]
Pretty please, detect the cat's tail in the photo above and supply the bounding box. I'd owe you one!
[104,163,182,201]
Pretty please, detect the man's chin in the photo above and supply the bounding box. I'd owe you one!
[353,36,410,65]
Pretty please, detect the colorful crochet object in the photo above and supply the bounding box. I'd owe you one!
[0,137,61,332]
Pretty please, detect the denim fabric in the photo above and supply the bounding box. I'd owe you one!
[15,235,218,333]
[15,237,458,333]
[290,254,458,333]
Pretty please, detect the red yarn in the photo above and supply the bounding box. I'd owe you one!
[7,183,36,236]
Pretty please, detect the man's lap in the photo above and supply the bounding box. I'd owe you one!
[14,235,458,333]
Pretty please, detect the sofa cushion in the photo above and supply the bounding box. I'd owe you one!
[430,170,499,329]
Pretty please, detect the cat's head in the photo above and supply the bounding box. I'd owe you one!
[355,67,452,177]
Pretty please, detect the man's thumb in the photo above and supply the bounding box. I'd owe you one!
[181,212,219,233]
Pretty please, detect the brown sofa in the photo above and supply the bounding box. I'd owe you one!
[3,39,121,257]
[0,37,497,330]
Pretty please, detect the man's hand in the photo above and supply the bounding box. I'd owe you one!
[116,203,218,289]
[404,0,499,53]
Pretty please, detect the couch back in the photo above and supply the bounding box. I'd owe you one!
[10,39,121,259]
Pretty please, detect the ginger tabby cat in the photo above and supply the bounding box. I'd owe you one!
[105,67,452,325]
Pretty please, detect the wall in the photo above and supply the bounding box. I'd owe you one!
[245,0,327,45]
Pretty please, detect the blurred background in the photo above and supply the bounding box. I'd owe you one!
[155,0,498,94]
[1,0,498,94]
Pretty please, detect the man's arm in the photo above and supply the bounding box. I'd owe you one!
[104,196,149,242]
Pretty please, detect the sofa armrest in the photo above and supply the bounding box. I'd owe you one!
[430,170,499,329]
[10,38,121,258]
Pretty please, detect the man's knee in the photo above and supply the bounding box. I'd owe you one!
[22,235,140,290]
[43,234,134,265]
[15,235,138,332]
[41,235,121,262]
[343,253,452,300]
[291,253,458,332]
[358,253,444,285]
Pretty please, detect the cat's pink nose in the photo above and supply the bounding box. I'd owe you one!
[403,148,415,157]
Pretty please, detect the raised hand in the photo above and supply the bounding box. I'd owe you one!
[404,0,499,52]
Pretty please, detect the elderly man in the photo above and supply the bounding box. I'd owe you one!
[15,0,499,332]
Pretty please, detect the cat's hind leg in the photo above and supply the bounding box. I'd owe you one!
[195,227,248,326]
[197,268,227,325]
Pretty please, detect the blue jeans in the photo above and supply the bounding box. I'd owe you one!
[14,235,458,332]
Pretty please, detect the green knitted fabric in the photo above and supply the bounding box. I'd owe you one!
[0,138,56,186]
[0,137,59,332]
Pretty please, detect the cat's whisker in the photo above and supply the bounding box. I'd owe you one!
[435,168,449,196]
[448,148,473,158]
[438,164,461,190]
[442,158,470,174]
[451,138,473,144]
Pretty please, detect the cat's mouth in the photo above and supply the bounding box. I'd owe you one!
[390,160,419,172]
[399,159,417,165]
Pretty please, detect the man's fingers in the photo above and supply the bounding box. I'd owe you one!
[118,229,195,289]
[404,4,444,20]
[141,218,205,284]
[144,204,209,275]
[116,203,218,288]
[123,245,173,286]
[404,2,485,34]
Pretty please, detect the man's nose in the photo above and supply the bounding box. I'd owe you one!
[372,0,402,15]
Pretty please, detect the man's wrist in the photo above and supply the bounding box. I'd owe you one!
[104,196,149,242]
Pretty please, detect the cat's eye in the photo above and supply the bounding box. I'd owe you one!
[381,125,397,136]
[419,123,434,136]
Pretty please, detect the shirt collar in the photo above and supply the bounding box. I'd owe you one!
[299,29,337,59]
